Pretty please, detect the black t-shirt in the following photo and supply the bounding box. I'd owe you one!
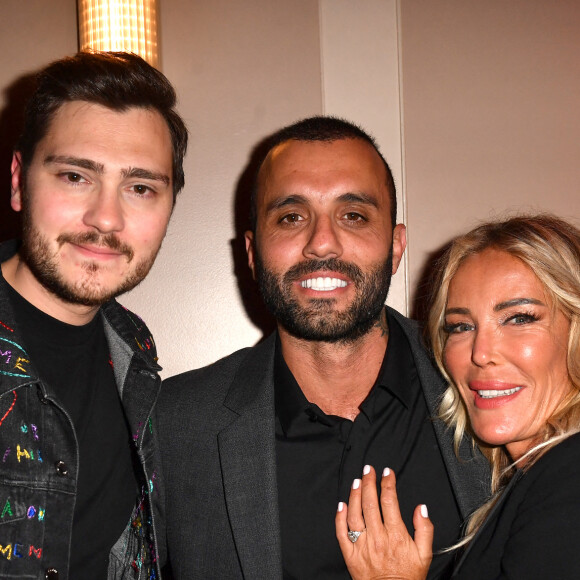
[7,284,136,579]
[275,310,461,579]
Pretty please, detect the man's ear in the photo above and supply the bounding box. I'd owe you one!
[10,152,24,212]
[391,224,407,275]
[245,230,256,280]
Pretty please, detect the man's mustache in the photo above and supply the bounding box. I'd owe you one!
[57,231,134,261]
[283,258,363,284]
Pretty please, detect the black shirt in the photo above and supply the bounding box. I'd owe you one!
[275,310,461,579]
[7,284,136,579]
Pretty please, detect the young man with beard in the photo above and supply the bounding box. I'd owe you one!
[0,52,187,579]
[157,117,489,579]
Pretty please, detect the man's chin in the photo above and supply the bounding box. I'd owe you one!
[39,269,148,307]
[280,312,380,344]
[42,253,155,305]
[282,327,374,345]
[47,283,123,307]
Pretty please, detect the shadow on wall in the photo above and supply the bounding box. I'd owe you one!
[0,72,38,243]
[410,241,453,335]
[230,134,277,340]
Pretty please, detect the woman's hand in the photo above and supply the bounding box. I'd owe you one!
[335,465,433,580]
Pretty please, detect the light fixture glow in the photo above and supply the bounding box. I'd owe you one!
[78,0,159,67]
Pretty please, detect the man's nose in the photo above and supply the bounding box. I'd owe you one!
[82,188,124,233]
[303,215,343,260]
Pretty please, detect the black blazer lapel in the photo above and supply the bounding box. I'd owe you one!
[218,334,283,579]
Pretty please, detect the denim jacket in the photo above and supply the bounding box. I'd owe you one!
[0,241,166,579]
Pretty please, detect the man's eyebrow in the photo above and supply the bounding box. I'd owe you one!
[43,156,170,186]
[44,155,104,174]
[122,167,171,186]
[265,194,308,213]
[494,298,545,311]
[336,192,379,208]
[265,192,379,214]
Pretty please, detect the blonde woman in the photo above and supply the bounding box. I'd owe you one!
[336,214,580,579]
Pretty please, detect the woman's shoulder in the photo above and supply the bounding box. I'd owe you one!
[527,431,580,474]
[514,431,580,499]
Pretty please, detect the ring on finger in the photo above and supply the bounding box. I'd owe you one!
[347,529,366,543]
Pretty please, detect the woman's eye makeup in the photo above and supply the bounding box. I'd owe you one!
[443,321,473,334]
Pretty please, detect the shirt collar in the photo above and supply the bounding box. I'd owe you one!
[274,336,330,436]
[368,307,416,411]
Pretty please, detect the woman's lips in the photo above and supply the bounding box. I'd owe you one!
[469,381,524,409]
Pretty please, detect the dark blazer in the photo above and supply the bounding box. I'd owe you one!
[452,431,580,579]
[157,308,490,579]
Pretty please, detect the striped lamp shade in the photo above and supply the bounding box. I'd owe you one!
[78,0,159,67]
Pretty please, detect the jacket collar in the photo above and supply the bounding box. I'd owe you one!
[101,300,161,373]
[222,332,277,414]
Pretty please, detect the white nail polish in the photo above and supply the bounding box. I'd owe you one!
[353,479,361,490]
[363,465,371,475]
[421,504,428,518]
[338,502,344,512]
[383,467,391,477]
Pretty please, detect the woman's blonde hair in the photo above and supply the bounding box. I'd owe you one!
[428,214,580,541]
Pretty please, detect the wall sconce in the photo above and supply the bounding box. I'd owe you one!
[77,0,159,68]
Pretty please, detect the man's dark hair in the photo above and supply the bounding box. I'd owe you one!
[17,51,188,198]
[250,116,396,231]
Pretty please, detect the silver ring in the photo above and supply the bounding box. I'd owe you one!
[347,529,366,543]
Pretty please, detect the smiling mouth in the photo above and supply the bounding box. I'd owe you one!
[300,277,348,291]
[476,386,523,399]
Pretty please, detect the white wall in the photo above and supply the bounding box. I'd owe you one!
[0,0,77,96]
[400,0,580,315]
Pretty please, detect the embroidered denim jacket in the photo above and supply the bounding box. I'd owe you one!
[0,241,166,579]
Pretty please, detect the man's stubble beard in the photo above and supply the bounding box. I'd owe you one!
[20,195,159,307]
[254,249,393,344]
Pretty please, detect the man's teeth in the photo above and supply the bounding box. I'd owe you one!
[301,277,348,291]
[477,386,523,399]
